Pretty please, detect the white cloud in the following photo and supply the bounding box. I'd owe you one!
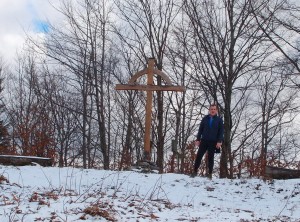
[0,0,62,63]
[0,34,25,59]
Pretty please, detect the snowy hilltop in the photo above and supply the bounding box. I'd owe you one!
[0,165,299,221]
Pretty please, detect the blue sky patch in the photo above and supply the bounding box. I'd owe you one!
[33,19,49,33]
[26,1,49,33]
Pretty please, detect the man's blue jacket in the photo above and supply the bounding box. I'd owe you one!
[196,114,224,142]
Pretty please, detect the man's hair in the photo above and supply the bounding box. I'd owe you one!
[209,104,218,109]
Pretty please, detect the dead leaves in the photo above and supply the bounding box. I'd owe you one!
[137,212,159,220]
[29,191,59,206]
[0,174,9,184]
[81,205,116,221]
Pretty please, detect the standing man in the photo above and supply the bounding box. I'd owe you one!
[191,104,224,179]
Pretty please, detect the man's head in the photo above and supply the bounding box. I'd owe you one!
[209,104,218,116]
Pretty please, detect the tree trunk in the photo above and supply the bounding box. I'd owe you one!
[156,76,164,173]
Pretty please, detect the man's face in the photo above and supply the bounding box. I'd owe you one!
[209,106,218,116]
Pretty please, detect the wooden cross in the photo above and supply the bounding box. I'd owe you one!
[115,58,185,161]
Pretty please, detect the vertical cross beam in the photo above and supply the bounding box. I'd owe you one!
[144,59,155,161]
[115,58,185,164]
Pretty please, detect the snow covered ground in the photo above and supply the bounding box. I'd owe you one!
[0,165,299,222]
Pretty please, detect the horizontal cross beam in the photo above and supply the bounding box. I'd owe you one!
[115,84,185,92]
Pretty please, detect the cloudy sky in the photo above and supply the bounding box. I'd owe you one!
[0,0,62,63]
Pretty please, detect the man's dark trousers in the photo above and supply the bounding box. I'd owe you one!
[194,140,216,174]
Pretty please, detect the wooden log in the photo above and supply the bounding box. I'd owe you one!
[0,155,53,167]
[265,165,300,179]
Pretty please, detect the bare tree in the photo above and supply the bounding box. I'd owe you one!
[29,0,117,169]
[112,47,146,169]
[37,65,81,167]
[164,16,206,173]
[184,0,276,178]
[250,0,300,73]
[255,65,299,171]
[0,57,11,154]
[114,0,180,172]
[5,52,55,158]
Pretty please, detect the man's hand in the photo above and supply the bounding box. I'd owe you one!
[194,140,201,147]
[216,142,222,149]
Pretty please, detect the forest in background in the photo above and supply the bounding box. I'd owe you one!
[0,0,300,178]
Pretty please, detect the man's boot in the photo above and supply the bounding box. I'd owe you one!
[190,171,197,178]
[207,173,212,180]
